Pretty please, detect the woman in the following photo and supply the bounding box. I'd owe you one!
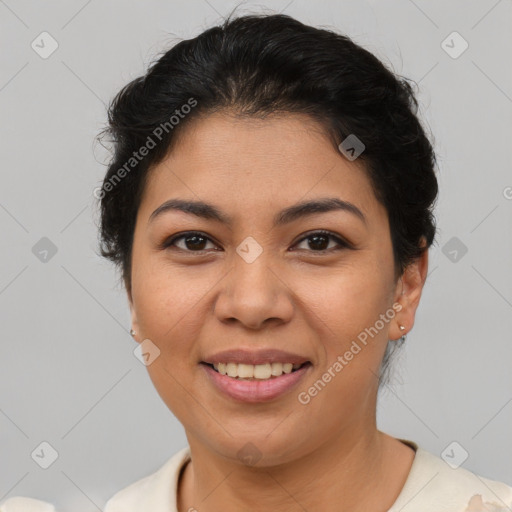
[4,11,508,512]
[95,12,512,512]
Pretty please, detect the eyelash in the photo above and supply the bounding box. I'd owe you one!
[160,230,351,254]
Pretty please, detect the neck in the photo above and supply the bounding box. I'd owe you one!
[178,424,412,512]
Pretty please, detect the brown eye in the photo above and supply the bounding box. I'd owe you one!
[160,229,350,254]
[293,230,349,252]
[162,232,217,252]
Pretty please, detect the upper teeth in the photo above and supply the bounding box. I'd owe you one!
[213,362,302,379]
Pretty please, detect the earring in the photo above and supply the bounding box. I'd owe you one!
[130,329,136,337]
[397,324,407,343]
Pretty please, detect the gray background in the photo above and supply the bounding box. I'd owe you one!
[1,0,511,510]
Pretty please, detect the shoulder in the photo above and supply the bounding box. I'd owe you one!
[0,497,56,512]
[104,446,191,512]
[391,440,512,512]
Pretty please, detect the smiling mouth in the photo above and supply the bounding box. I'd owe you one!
[201,361,311,380]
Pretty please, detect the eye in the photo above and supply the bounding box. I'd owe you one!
[160,229,350,254]
[292,230,350,253]
[161,231,219,252]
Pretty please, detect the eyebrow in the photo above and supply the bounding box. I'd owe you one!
[148,197,367,227]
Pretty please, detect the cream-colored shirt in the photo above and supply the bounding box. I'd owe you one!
[2,440,512,511]
[103,439,512,512]
[0,497,56,512]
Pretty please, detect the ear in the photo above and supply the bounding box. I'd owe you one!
[389,237,429,341]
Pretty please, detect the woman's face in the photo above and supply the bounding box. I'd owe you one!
[129,112,425,465]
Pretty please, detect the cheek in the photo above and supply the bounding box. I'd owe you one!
[295,264,394,387]
[133,258,210,331]
[297,262,392,329]
[132,267,212,419]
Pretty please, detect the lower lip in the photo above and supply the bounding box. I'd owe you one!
[201,363,311,403]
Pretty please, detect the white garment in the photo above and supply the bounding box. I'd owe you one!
[3,440,511,511]
[0,497,56,512]
[103,439,512,512]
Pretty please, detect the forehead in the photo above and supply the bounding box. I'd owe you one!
[139,112,383,226]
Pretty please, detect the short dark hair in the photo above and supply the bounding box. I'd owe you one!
[96,12,438,388]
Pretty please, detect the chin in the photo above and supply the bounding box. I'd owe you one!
[201,432,310,468]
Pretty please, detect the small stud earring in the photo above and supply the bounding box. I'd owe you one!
[130,329,136,337]
[397,324,407,343]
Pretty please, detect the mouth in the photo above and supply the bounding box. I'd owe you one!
[200,361,311,380]
[200,360,312,402]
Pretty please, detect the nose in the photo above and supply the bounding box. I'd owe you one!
[213,250,294,330]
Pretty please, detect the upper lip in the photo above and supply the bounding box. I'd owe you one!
[202,348,310,366]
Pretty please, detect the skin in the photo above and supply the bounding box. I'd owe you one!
[128,111,429,512]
